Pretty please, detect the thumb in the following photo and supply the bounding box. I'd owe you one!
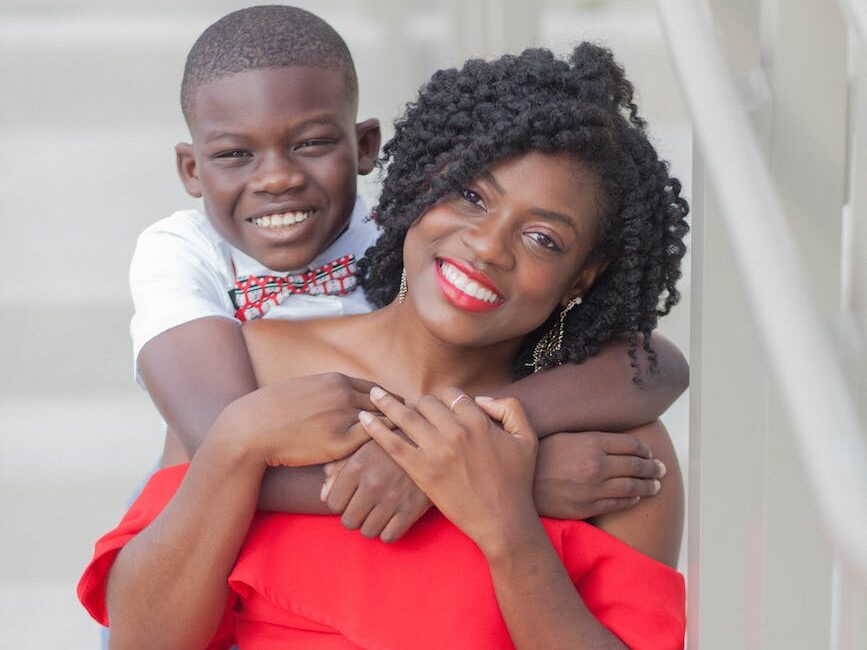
[475,396,535,442]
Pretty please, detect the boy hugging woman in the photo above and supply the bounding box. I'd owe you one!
[81,6,689,649]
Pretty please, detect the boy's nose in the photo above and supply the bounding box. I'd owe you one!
[249,153,306,195]
[460,215,515,270]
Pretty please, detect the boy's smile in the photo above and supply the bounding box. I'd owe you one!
[176,66,380,271]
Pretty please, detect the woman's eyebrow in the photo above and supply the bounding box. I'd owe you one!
[528,208,579,231]
[480,171,505,195]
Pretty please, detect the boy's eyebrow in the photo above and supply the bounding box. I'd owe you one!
[202,117,342,143]
[203,131,245,142]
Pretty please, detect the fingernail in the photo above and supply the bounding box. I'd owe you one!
[652,479,662,493]
[655,460,667,477]
[358,410,375,425]
[474,395,494,402]
[320,481,330,502]
[370,386,387,401]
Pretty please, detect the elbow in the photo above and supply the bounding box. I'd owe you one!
[666,345,689,398]
[647,332,689,401]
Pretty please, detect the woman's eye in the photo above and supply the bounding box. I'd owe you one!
[460,189,485,209]
[527,232,562,252]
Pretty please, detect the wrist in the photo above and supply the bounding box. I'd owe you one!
[476,503,548,564]
[203,401,268,474]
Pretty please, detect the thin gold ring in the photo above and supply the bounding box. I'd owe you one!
[449,393,472,412]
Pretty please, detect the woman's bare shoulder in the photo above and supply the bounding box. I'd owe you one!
[241,315,370,385]
[591,420,685,568]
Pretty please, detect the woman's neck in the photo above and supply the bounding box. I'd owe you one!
[356,302,519,401]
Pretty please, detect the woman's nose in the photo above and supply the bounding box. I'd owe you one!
[249,152,306,195]
[460,215,515,270]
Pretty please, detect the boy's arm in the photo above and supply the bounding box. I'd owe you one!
[495,332,688,435]
[139,317,334,514]
[139,317,256,450]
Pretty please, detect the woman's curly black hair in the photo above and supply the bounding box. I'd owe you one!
[358,43,689,380]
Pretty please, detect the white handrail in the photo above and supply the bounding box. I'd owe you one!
[656,0,867,579]
[837,0,867,41]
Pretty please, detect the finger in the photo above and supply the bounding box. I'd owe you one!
[474,396,535,441]
[604,454,666,480]
[345,375,380,394]
[600,476,662,499]
[434,387,493,434]
[438,386,478,415]
[358,411,422,474]
[379,511,415,544]
[340,489,377,531]
[348,376,407,406]
[368,388,436,449]
[599,432,652,459]
[325,465,359,514]
[321,471,336,502]
[359,501,396,539]
[340,422,374,459]
[415,394,465,435]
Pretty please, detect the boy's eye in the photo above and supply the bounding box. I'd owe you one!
[527,231,563,252]
[296,139,334,150]
[460,189,486,209]
[214,150,251,159]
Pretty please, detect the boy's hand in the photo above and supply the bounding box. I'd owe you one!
[533,432,665,520]
[321,438,432,543]
[220,372,380,467]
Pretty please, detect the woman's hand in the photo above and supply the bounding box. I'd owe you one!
[359,386,539,553]
[218,372,376,468]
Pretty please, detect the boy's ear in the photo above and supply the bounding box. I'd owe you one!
[175,142,202,198]
[562,258,610,307]
[355,118,381,176]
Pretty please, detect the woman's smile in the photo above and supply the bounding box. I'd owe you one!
[434,257,505,312]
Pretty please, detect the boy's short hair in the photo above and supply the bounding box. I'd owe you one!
[181,5,358,123]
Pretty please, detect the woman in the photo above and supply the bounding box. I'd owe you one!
[80,44,688,649]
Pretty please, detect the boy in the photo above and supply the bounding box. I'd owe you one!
[133,5,685,543]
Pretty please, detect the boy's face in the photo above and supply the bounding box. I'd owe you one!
[176,66,380,271]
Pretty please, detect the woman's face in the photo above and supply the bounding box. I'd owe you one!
[403,150,607,350]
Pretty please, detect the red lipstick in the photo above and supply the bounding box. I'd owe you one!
[434,257,504,313]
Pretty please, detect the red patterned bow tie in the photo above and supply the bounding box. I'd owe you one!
[229,254,358,322]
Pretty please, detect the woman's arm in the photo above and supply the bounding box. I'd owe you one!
[497,332,688,435]
[360,389,683,650]
[106,406,264,649]
[105,383,371,650]
[483,420,683,650]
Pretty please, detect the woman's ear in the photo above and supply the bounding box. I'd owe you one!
[355,118,381,176]
[561,258,610,307]
[175,142,202,198]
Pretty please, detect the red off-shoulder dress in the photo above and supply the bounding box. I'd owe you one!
[79,464,685,649]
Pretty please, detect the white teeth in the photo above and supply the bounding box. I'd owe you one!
[440,262,501,303]
[251,211,311,228]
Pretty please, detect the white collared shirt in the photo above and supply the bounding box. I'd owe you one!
[129,196,378,380]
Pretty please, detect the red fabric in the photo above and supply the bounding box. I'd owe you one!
[79,465,685,649]
[76,464,236,650]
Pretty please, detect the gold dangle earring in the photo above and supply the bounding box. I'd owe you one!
[531,295,582,372]
[397,268,408,304]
